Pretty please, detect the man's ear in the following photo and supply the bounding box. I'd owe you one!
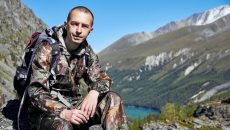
[90,27,93,33]
[64,21,67,28]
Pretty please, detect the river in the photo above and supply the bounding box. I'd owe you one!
[125,105,160,119]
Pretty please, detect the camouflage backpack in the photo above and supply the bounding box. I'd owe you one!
[13,28,61,130]
[13,28,60,97]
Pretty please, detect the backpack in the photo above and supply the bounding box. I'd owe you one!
[13,28,60,130]
[13,28,60,97]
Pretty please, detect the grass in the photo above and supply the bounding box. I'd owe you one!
[0,70,11,81]
[209,89,230,101]
[110,65,230,108]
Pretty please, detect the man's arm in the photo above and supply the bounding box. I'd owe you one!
[80,47,112,117]
[87,47,111,94]
[28,42,88,124]
[28,42,67,114]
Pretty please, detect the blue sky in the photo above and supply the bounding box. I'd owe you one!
[21,0,229,53]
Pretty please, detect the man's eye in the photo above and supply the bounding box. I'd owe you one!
[70,22,79,26]
[82,24,89,28]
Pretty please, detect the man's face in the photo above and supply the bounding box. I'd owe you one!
[65,10,93,45]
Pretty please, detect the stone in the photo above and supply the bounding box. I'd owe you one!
[89,125,103,130]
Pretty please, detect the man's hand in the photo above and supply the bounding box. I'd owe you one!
[60,109,88,125]
[80,90,99,118]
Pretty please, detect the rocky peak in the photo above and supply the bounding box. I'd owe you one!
[100,5,230,56]
[0,0,47,29]
[155,5,230,35]
[186,5,230,26]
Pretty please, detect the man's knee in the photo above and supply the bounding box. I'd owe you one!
[107,92,122,106]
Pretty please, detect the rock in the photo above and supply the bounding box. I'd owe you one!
[0,0,47,103]
[89,125,103,130]
[193,99,230,129]
[0,111,13,130]
[143,121,192,130]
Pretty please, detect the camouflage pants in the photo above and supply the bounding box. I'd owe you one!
[30,92,128,130]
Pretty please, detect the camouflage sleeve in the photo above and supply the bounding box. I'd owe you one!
[87,47,112,94]
[28,42,66,114]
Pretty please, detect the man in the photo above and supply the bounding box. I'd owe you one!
[28,6,128,130]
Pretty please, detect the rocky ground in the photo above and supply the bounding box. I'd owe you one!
[143,121,191,130]
[0,112,13,130]
[142,98,230,130]
[1,98,229,130]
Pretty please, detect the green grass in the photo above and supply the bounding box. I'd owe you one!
[0,70,11,81]
[209,90,230,101]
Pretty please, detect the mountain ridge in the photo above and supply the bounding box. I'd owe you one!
[99,11,230,108]
[99,5,230,56]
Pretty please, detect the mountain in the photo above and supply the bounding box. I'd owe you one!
[186,5,230,26]
[98,5,230,108]
[100,5,230,56]
[99,32,155,56]
[0,0,47,105]
[156,5,230,34]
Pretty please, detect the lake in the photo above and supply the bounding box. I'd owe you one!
[125,105,160,119]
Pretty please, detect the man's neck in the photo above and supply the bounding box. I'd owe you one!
[64,38,80,53]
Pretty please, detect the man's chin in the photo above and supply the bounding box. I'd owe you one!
[72,39,83,44]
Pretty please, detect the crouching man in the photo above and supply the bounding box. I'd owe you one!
[28,6,128,130]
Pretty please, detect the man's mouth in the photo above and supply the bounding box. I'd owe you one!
[72,35,82,40]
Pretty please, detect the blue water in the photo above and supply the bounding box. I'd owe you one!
[125,105,160,119]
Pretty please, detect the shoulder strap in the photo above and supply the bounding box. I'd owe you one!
[17,29,61,130]
[84,45,91,67]
[50,43,60,82]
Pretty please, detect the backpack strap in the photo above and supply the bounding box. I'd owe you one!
[83,45,91,68]
[25,31,59,78]
[50,91,72,108]
[17,29,61,130]
[17,32,52,130]
[50,43,60,83]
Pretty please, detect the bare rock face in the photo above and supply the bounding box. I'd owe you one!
[194,100,230,128]
[0,0,47,128]
[0,0,47,106]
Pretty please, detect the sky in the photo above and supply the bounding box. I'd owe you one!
[21,0,229,53]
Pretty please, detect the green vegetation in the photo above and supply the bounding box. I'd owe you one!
[100,17,230,70]
[109,66,230,108]
[128,102,223,130]
[209,89,230,102]
[0,70,11,81]
[128,114,157,130]
[0,0,47,100]
[158,103,197,121]
[103,15,230,108]
[197,126,221,130]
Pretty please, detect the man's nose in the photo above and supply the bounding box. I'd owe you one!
[76,25,82,34]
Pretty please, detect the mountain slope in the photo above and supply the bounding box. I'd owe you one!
[0,0,47,104]
[99,32,155,56]
[99,12,230,108]
[99,5,230,57]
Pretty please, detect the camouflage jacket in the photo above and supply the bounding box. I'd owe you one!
[28,26,111,115]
